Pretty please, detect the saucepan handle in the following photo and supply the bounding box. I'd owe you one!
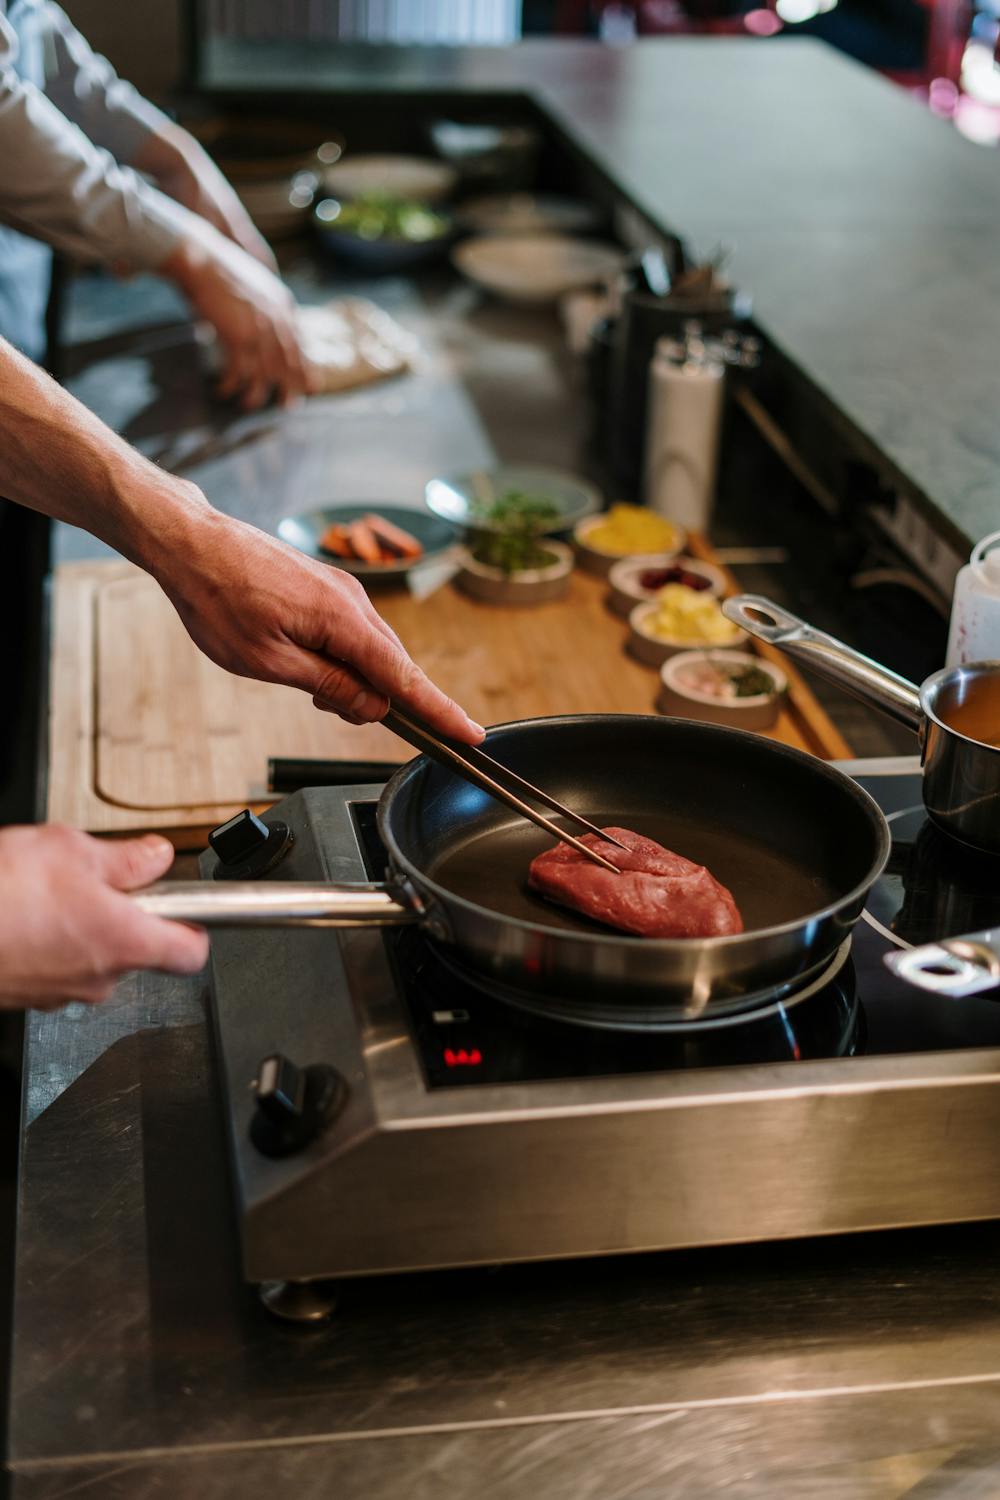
[130,881,421,928]
[885,931,1000,997]
[722,595,923,732]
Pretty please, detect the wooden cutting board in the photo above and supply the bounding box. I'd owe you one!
[48,549,851,847]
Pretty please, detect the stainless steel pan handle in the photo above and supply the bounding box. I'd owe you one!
[131,881,420,928]
[885,931,1000,997]
[722,595,923,732]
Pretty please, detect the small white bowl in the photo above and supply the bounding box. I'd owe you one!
[456,193,600,237]
[627,599,745,667]
[455,539,573,606]
[658,650,787,729]
[573,516,687,578]
[451,234,626,305]
[607,554,726,617]
[323,154,457,203]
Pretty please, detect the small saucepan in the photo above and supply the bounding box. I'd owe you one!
[723,595,1000,857]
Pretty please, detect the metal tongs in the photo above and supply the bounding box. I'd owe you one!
[384,708,626,873]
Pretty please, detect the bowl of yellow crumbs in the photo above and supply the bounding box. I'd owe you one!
[573,504,686,577]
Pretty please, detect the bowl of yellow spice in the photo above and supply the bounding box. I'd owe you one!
[573,504,685,578]
[627,586,745,667]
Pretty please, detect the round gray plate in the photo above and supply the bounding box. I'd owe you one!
[278,504,457,578]
[424,465,601,534]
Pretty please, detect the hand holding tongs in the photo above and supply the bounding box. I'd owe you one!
[383,708,626,873]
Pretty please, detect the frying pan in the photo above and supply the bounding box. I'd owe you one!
[133,715,888,1022]
[724,595,1000,856]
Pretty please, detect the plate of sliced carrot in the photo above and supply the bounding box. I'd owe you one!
[278,504,457,580]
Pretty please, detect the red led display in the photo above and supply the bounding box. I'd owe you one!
[443,1047,483,1068]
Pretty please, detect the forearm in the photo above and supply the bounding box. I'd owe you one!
[131,118,192,183]
[0,13,187,273]
[0,338,217,575]
[43,2,174,167]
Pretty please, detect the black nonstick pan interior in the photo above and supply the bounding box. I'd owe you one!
[386,716,883,939]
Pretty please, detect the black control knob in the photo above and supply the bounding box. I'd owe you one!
[210,809,269,864]
[250,1054,347,1157]
[208,809,293,880]
[254,1053,306,1127]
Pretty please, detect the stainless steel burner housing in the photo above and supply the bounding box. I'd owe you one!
[206,776,1000,1286]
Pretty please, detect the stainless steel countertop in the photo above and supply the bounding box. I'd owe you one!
[11,961,1000,1498]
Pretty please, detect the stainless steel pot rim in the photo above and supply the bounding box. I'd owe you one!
[919,660,1000,756]
[376,713,891,953]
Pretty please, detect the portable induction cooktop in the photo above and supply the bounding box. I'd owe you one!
[204,758,1000,1316]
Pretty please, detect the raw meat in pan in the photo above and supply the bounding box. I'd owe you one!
[528,826,743,938]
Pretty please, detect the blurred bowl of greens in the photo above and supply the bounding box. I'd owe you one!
[314,193,455,271]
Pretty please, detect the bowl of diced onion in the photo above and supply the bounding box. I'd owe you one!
[627,588,744,666]
[657,650,787,729]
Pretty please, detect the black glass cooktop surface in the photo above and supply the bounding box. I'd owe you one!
[352,771,1000,1089]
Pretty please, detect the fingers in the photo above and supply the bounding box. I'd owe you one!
[91,837,210,978]
[94,833,176,891]
[326,619,484,743]
[115,904,210,978]
[316,582,482,739]
[310,657,390,724]
[272,579,484,742]
[277,612,481,741]
[215,341,256,403]
[215,322,308,411]
[272,319,311,408]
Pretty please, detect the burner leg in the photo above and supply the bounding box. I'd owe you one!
[258,1279,338,1323]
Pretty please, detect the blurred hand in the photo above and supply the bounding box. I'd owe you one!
[157,508,484,742]
[0,826,209,1011]
[135,122,277,271]
[161,221,316,410]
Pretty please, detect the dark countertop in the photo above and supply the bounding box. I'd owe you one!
[199,36,1000,552]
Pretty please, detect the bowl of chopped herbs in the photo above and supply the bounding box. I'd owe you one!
[455,488,574,604]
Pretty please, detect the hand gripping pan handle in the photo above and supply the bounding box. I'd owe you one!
[722,595,923,732]
[885,931,1000,997]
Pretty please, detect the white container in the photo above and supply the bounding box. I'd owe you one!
[946,529,1000,667]
[643,335,725,534]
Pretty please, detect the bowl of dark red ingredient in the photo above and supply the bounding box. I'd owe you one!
[278,503,457,580]
[607,553,727,617]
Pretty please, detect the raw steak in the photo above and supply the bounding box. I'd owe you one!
[528,827,743,938]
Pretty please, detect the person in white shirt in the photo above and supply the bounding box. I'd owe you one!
[0,0,312,406]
